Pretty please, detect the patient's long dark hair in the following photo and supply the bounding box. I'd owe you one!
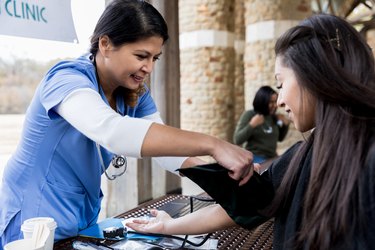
[269,14,375,249]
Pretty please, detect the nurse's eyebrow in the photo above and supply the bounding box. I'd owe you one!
[134,50,163,57]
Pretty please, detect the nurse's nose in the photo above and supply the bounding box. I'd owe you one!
[141,59,154,74]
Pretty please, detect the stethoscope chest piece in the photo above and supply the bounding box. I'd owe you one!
[112,155,126,168]
[96,143,127,180]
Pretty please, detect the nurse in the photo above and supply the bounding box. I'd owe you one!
[0,0,253,247]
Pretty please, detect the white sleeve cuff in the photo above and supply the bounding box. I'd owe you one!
[56,88,153,158]
[152,157,187,174]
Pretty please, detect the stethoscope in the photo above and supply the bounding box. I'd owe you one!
[91,54,127,180]
[96,142,127,180]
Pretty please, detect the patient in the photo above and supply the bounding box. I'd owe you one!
[127,13,375,250]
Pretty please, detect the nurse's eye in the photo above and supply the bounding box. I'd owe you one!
[136,54,147,60]
[276,82,283,89]
[152,56,160,62]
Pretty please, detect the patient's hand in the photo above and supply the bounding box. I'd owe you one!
[126,209,172,234]
[181,157,207,168]
[179,157,207,177]
[253,163,262,174]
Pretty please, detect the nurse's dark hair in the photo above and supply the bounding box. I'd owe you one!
[266,14,375,249]
[89,0,169,107]
[90,0,168,55]
[253,86,277,115]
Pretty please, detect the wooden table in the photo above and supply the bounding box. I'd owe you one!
[54,194,274,249]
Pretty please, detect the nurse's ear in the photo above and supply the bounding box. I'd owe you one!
[98,35,114,57]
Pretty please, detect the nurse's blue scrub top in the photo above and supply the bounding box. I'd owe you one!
[0,55,157,242]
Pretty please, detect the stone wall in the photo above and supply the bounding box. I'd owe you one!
[233,0,246,128]
[179,0,235,32]
[180,47,235,139]
[179,0,237,141]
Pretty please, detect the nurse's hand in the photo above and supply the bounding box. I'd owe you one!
[126,209,171,234]
[211,140,254,186]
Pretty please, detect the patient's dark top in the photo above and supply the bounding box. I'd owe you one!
[257,142,375,249]
[180,140,375,249]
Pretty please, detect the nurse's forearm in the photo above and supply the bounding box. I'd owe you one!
[163,204,236,235]
[141,123,216,157]
[142,123,254,184]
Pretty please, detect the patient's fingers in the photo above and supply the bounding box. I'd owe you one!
[253,163,261,174]
[130,219,149,224]
[149,209,159,216]
[126,222,146,231]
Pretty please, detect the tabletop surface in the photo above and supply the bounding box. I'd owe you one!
[54,194,274,249]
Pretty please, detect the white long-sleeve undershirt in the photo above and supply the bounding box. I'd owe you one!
[56,88,186,173]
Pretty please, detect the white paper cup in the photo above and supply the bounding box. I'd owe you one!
[4,239,44,250]
[21,217,57,250]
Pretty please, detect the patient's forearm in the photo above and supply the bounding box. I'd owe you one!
[164,204,236,235]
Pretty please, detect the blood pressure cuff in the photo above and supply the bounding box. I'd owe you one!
[178,163,273,230]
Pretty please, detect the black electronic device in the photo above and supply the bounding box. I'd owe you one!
[102,226,127,239]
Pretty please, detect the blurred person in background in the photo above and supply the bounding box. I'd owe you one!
[233,86,290,165]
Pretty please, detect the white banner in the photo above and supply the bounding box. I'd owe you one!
[0,0,78,43]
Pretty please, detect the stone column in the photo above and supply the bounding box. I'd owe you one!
[244,0,311,152]
[179,0,235,141]
[179,0,236,194]
[149,0,182,198]
[233,0,246,136]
